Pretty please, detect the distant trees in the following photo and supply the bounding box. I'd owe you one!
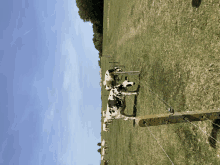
[76,0,104,68]
[93,21,103,34]
[98,60,101,68]
[93,32,103,53]
[97,148,101,154]
[76,0,103,25]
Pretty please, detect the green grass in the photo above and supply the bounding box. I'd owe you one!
[101,0,220,164]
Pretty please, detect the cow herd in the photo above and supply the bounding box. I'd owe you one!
[97,139,109,164]
[102,67,139,131]
[100,67,140,164]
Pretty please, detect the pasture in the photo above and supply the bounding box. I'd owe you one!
[101,0,220,164]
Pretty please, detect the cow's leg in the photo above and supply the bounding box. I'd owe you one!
[121,92,138,96]
[113,75,120,83]
[122,80,135,87]
[123,116,136,120]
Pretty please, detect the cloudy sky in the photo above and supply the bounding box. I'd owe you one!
[0,0,101,164]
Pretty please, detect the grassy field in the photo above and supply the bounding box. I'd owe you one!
[101,0,220,164]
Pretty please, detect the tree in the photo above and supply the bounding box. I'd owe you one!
[97,148,101,154]
[76,0,104,67]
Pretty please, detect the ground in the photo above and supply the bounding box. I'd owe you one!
[101,0,220,164]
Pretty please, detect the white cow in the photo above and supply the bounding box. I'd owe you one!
[116,78,135,87]
[108,79,137,100]
[105,106,113,120]
[102,111,106,117]
[105,80,139,121]
[114,114,136,120]
[101,139,106,146]
[102,147,108,155]
[101,156,110,165]
[104,117,112,124]
[106,107,136,121]
[107,79,137,107]
[103,79,139,128]
[114,79,137,96]
[104,114,113,125]
[107,79,138,112]
[103,123,109,132]
[103,67,122,91]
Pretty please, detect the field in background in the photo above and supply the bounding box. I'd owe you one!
[101,0,220,164]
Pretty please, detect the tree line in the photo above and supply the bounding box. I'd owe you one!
[76,0,104,68]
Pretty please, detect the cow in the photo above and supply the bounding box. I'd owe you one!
[101,139,106,147]
[106,107,136,120]
[105,102,136,121]
[113,79,137,96]
[103,160,110,165]
[103,67,122,91]
[102,111,106,117]
[107,79,137,108]
[101,156,110,165]
[103,123,109,132]
[102,147,108,155]
[103,78,140,129]
[109,79,137,98]
[107,79,138,113]
[104,117,112,124]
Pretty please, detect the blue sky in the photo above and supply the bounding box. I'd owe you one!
[0,0,101,165]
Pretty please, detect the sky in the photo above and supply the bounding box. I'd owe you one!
[0,0,101,165]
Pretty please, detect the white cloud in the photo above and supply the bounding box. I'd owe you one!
[62,39,79,91]
[41,87,59,145]
[72,1,81,36]
[38,1,101,164]
[47,87,58,119]
[0,138,8,163]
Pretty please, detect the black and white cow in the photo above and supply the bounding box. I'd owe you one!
[103,160,110,165]
[108,79,138,108]
[105,79,139,120]
[103,67,122,91]
[103,123,109,132]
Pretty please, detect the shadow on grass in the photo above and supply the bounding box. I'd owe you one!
[133,85,141,126]
[148,59,190,112]
[175,125,202,164]
[209,119,220,149]
[133,85,141,116]
[128,133,132,152]
[121,85,140,117]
